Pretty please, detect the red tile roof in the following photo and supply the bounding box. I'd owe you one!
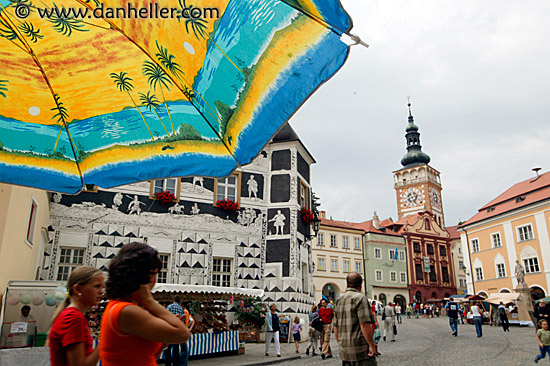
[462,171,550,227]
[320,218,364,232]
[354,220,403,237]
[446,225,460,239]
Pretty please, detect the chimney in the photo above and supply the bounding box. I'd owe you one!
[318,211,326,219]
[531,167,542,182]
[373,211,380,229]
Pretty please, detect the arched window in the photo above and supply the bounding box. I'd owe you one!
[425,219,431,230]
[415,291,422,303]
[379,293,387,305]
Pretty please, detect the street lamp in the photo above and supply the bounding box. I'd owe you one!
[306,213,321,240]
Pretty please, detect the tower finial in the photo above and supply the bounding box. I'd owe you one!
[407,96,412,117]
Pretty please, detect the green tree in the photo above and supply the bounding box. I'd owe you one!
[155,41,184,84]
[138,91,170,137]
[142,60,176,134]
[17,22,43,43]
[110,72,154,141]
[178,0,208,40]
[47,4,88,36]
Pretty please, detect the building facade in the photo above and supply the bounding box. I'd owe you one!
[459,171,550,300]
[39,123,317,315]
[447,225,468,294]
[0,185,50,300]
[358,214,409,307]
[312,212,365,302]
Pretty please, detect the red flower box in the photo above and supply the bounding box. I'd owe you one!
[154,190,176,205]
[300,207,314,224]
[216,199,239,211]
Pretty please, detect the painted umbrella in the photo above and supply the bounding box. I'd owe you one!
[0,0,354,193]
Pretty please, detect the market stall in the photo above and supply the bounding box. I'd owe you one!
[152,284,264,358]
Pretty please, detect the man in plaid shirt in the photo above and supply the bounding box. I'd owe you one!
[165,296,185,366]
[334,273,377,366]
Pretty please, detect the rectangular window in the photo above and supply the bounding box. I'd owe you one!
[458,260,464,269]
[399,251,405,261]
[459,279,466,287]
[389,249,396,260]
[523,257,540,273]
[496,263,506,278]
[375,269,383,282]
[413,242,421,253]
[400,272,407,283]
[354,237,361,250]
[299,181,309,209]
[374,248,382,259]
[458,247,462,254]
[475,267,484,281]
[331,259,338,272]
[26,198,38,245]
[356,262,362,273]
[429,265,437,282]
[415,263,423,281]
[318,258,326,271]
[158,254,169,283]
[343,236,349,249]
[390,271,397,282]
[215,174,240,203]
[442,266,449,282]
[212,258,232,287]
[491,233,502,248]
[317,232,325,246]
[439,246,447,257]
[57,248,85,281]
[517,224,534,242]
[471,238,480,253]
[317,233,324,246]
[343,260,350,273]
[151,178,180,201]
[330,235,337,248]
[427,244,434,255]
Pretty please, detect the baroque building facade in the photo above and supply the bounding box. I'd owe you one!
[39,124,317,315]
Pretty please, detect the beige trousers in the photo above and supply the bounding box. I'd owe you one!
[321,323,332,356]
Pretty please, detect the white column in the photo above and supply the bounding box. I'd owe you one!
[460,233,474,294]
[503,222,518,288]
[535,212,550,294]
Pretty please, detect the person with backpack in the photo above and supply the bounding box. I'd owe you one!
[319,298,335,359]
[498,302,510,332]
[306,305,321,356]
[446,298,459,336]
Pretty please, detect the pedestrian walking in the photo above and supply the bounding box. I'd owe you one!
[371,302,381,357]
[414,302,420,319]
[406,304,412,319]
[395,304,402,324]
[333,272,377,366]
[164,296,184,366]
[446,298,459,336]
[498,302,510,332]
[382,303,396,342]
[265,304,281,357]
[306,305,320,356]
[49,266,104,366]
[535,301,550,329]
[459,305,465,324]
[319,298,335,359]
[535,319,550,363]
[470,301,483,337]
[292,316,302,354]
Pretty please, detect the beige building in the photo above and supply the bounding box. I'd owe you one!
[447,225,467,295]
[312,212,365,303]
[459,171,550,300]
[0,184,50,304]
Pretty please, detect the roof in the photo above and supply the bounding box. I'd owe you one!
[395,213,420,226]
[270,123,316,163]
[446,225,460,239]
[320,218,364,232]
[461,171,550,227]
[354,219,403,237]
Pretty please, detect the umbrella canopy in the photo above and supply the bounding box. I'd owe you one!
[0,0,353,193]
[535,296,550,304]
[485,292,520,305]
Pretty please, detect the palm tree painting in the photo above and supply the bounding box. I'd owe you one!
[142,61,176,135]
[178,0,208,40]
[138,91,170,137]
[110,72,155,141]
[0,80,7,98]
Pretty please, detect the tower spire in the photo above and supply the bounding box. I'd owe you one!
[400,100,431,168]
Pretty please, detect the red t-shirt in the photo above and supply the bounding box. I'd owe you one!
[318,307,334,324]
[49,307,93,366]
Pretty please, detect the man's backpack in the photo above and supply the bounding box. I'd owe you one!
[311,315,323,332]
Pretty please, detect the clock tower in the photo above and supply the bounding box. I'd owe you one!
[393,103,445,227]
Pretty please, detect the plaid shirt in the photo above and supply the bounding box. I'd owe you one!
[334,288,375,361]
[167,302,184,316]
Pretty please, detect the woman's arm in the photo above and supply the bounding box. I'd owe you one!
[120,285,190,344]
[65,343,99,366]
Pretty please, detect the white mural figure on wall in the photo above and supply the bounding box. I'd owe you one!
[127,195,144,215]
[193,177,204,192]
[191,203,200,215]
[269,210,285,235]
[247,175,258,199]
[112,192,123,210]
[53,193,62,203]
[238,207,257,226]
[169,203,184,215]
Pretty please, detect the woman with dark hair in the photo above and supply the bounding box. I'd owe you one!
[99,242,190,366]
[49,266,104,366]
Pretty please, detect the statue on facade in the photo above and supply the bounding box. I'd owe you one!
[269,210,285,235]
[192,177,204,192]
[515,260,526,286]
[53,193,62,203]
[127,195,144,215]
[169,202,184,215]
[191,203,200,215]
[112,192,123,210]
[247,175,258,199]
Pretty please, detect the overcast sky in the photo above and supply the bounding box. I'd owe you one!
[291,0,550,227]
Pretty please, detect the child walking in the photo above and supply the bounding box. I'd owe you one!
[535,319,550,363]
[292,316,302,354]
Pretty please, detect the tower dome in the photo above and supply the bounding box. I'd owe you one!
[400,103,430,168]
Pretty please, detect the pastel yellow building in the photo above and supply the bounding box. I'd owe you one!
[459,171,550,300]
[0,184,50,304]
[312,212,365,302]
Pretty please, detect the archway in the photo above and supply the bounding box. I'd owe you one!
[431,292,437,299]
[530,286,546,301]
[379,293,387,306]
[477,291,488,298]
[500,288,511,293]
[322,283,340,302]
[394,295,406,308]
[415,291,422,303]
[444,293,450,298]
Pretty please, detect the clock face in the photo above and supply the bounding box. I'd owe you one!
[401,187,423,208]
[430,188,441,209]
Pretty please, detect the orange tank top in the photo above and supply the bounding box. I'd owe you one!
[99,300,163,366]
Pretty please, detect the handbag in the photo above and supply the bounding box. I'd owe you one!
[373,328,381,344]
[311,315,323,332]
[381,309,386,321]
[393,323,398,335]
